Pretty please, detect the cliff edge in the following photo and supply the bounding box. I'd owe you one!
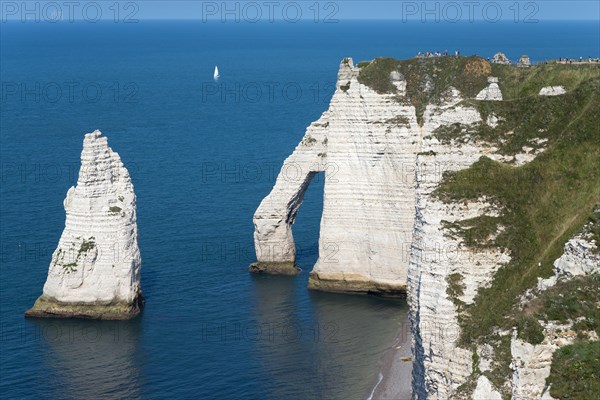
[252,55,599,398]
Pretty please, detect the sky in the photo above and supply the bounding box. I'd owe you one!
[1,0,599,21]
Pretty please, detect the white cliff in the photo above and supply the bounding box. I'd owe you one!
[251,58,419,295]
[251,56,596,399]
[26,130,142,320]
[409,94,514,399]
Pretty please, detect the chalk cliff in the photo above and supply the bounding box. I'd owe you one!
[405,60,598,399]
[409,99,512,400]
[251,58,418,295]
[252,56,599,398]
[26,130,142,320]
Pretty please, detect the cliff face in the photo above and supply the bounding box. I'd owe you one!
[408,61,599,399]
[26,130,142,320]
[252,56,599,399]
[251,58,419,295]
[510,218,600,400]
[409,98,514,399]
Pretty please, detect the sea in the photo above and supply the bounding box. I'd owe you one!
[1,19,598,400]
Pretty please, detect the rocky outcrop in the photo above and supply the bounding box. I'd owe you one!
[252,56,597,398]
[473,376,502,399]
[553,235,599,276]
[510,229,599,399]
[26,130,142,320]
[475,77,503,100]
[510,324,576,400]
[518,55,532,67]
[539,86,566,96]
[251,58,419,295]
[538,226,600,290]
[491,52,511,65]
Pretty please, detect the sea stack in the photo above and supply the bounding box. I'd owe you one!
[25,130,143,320]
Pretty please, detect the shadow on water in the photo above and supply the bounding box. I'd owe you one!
[306,290,409,400]
[250,274,408,400]
[244,159,408,399]
[24,318,143,400]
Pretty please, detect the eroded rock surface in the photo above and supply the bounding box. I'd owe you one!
[511,228,599,399]
[409,98,513,399]
[26,130,142,320]
[252,58,418,295]
[475,77,503,100]
[491,52,511,65]
[252,56,598,399]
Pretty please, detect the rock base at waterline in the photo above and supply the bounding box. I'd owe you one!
[248,261,301,275]
[25,290,144,320]
[308,272,406,297]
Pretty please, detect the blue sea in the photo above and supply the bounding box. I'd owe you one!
[1,20,598,399]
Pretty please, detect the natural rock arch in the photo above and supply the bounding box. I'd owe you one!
[249,59,417,297]
[250,165,323,275]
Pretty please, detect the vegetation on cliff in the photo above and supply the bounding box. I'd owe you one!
[535,273,599,400]
[530,274,599,336]
[435,72,599,155]
[357,55,599,129]
[547,340,600,399]
[434,75,598,332]
[358,55,599,397]
[430,64,599,394]
[357,56,490,125]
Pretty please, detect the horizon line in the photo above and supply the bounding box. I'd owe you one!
[3,18,599,22]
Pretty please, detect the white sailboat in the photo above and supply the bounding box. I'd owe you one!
[213,66,220,80]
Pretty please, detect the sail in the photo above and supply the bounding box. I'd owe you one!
[214,66,220,80]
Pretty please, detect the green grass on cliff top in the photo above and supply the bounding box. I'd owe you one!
[358,56,489,125]
[433,76,599,344]
[433,72,599,393]
[359,56,600,396]
[357,56,599,126]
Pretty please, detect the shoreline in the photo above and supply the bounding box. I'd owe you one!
[369,314,413,400]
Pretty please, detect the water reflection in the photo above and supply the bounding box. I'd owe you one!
[308,291,408,400]
[250,274,407,400]
[28,318,142,400]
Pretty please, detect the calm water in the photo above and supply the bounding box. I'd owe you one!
[1,20,598,400]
